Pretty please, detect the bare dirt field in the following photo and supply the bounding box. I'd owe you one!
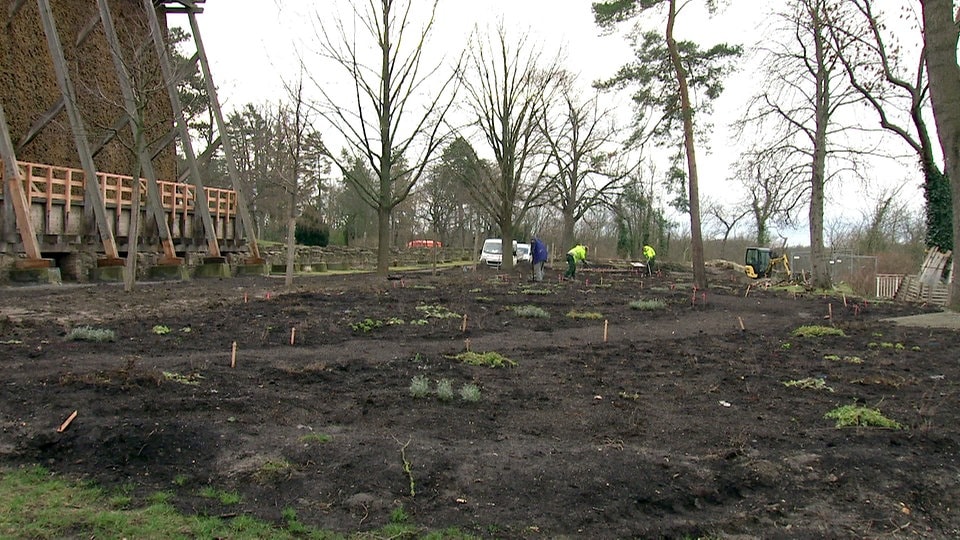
[1,263,958,538]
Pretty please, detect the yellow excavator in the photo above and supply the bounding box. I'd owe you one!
[744,247,792,281]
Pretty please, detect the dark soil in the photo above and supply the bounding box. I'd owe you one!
[1,264,959,539]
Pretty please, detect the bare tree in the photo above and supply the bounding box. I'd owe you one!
[541,80,628,249]
[830,0,951,252]
[279,77,311,286]
[458,25,562,272]
[702,197,749,259]
[310,0,459,274]
[921,0,960,309]
[740,0,869,289]
[730,148,808,246]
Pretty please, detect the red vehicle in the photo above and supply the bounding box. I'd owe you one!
[407,239,442,248]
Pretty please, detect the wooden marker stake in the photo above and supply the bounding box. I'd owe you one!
[603,319,609,342]
[461,314,468,332]
[231,341,237,368]
[828,303,833,320]
[57,410,78,433]
[464,338,471,352]
[738,316,745,331]
[744,285,751,298]
[290,327,296,345]
[244,293,248,303]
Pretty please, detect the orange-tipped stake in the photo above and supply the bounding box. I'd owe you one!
[464,338,471,352]
[57,410,78,433]
[290,327,296,345]
[244,292,248,303]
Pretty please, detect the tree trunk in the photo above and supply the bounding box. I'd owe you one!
[809,6,832,290]
[922,0,960,309]
[284,190,297,287]
[562,206,576,251]
[666,0,707,289]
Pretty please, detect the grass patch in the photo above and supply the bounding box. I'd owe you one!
[824,404,903,429]
[199,486,242,505]
[792,325,846,338]
[566,310,603,319]
[253,459,292,484]
[783,377,834,391]
[824,354,863,364]
[454,351,517,368]
[65,326,116,342]
[474,296,493,303]
[629,299,666,311]
[513,305,549,318]
[298,432,331,444]
[350,318,383,332]
[0,465,466,538]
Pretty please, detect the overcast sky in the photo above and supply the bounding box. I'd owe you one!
[171,1,925,245]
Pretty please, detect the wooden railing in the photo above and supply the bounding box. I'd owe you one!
[875,273,904,299]
[2,159,237,223]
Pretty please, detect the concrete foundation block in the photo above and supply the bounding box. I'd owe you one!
[235,263,269,277]
[194,262,231,279]
[148,264,190,281]
[90,265,125,283]
[10,266,62,285]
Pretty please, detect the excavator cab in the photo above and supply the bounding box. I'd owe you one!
[745,247,792,281]
[744,247,772,279]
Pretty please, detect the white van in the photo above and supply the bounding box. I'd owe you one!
[479,238,518,268]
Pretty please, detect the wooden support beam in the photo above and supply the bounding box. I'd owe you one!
[0,104,43,259]
[90,113,131,158]
[97,0,176,260]
[189,11,262,261]
[144,0,220,257]
[38,0,119,260]
[76,11,100,46]
[177,135,220,184]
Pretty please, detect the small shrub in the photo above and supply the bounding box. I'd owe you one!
[455,351,517,368]
[514,305,549,318]
[416,304,461,319]
[390,506,409,524]
[66,326,116,343]
[459,383,481,402]
[386,317,405,326]
[162,371,203,386]
[521,288,551,295]
[629,299,666,311]
[824,404,903,429]
[152,325,171,335]
[436,379,454,401]
[783,378,833,391]
[409,375,431,398]
[792,325,846,338]
[350,318,383,332]
[566,310,603,319]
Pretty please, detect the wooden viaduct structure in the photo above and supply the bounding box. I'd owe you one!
[0,0,263,281]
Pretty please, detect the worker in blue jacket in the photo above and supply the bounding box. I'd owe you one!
[531,238,548,282]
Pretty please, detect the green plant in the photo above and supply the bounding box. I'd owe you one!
[172,474,189,487]
[474,296,493,303]
[454,351,517,368]
[147,491,174,505]
[629,299,667,311]
[350,318,383,332]
[390,506,409,524]
[459,383,481,402]
[386,317,405,325]
[151,325,171,335]
[566,310,603,319]
[521,288,551,295]
[66,326,117,343]
[618,391,641,400]
[299,432,331,444]
[412,285,436,290]
[395,438,416,497]
[824,404,903,429]
[415,304,461,319]
[781,342,792,350]
[513,305,549,318]
[436,379,454,401]
[409,375,431,398]
[783,378,833,391]
[162,371,203,386]
[792,325,846,337]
